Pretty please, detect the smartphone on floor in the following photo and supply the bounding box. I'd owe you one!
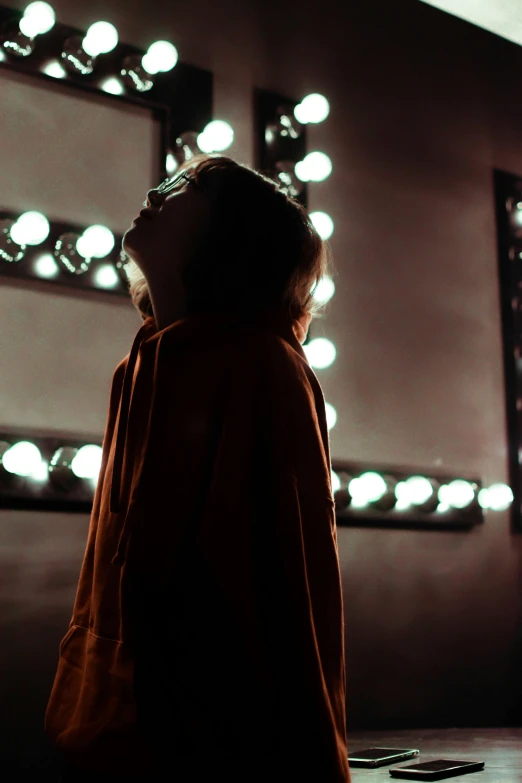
[389,759,485,780]
[348,748,420,768]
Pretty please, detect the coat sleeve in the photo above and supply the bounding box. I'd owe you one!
[125,337,350,783]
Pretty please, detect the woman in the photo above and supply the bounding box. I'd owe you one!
[46,154,351,782]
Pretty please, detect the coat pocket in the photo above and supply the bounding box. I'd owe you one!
[44,624,148,774]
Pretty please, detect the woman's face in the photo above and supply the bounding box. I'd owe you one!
[123,165,212,271]
[122,165,213,329]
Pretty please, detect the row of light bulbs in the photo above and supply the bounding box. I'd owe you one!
[284,88,339,424]
[331,470,513,515]
[7,212,115,256]
[0,438,513,518]
[2,2,178,80]
[0,211,338,363]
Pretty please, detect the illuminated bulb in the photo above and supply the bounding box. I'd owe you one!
[294,161,309,182]
[294,93,330,124]
[198,121,234,153]
[76,225,115,258]
[348,473,388,507]
[440,479,475,509]
[2,441,43,477]
[19,1,56,37]
[402,475,434,505]
[295,151,332,183]
[514,202,522,226]
[76,236,92,258]
[82,22,119,57]
[331,470,341,493]
[41,59,67,78]
[478,482,513,512]
[357,471,387,502]
[324,401,337,430]
[394,482,413,510]
[93,263,120,290]
[10,211,50,245]
[166,152,179,175]
[34,253,59,278]
[312,275,335,305]
[142,40,178,74]
[346,479,366,507]
[309,211,334,239]
[303,337,336,369]
[71,444,103,479]
[100,77,124,95]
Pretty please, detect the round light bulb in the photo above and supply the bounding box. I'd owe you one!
[331,470,341,492]
[303,337,337,369]
[10,211,50,245]
[300,151,332,182]
[294,93,330,124]
[83,22,119,57]
[198,121,234,153]
[478,483,513,512]
[403,476,434,505]
[166,152,179,175]
[100,77,124,95]
[444,479,476,509]
[42,60,67,79]
[142,40,178,74]
[309,211,334,240]
[2,441,43,477]
[294,160,311,182]
[325,401,337,431]
[77,225,115,258]
[514,205,522,226]
[311,275,335,305]
[71,444,103,480]
[21,2,55,35]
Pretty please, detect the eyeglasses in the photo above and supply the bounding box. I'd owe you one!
[142,171,197,208]
[155,170,213,206]
[157,171,193,195]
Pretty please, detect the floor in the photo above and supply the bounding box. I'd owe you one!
[347,727,522,781]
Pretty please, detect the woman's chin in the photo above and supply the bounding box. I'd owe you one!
[122,227,138,252]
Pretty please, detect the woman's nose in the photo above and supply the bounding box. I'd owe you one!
[146,188,163,207]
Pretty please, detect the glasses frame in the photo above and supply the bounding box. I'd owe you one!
[157,171,193,195]
[156,170,214,206]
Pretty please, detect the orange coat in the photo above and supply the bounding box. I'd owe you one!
[44,305,351,782]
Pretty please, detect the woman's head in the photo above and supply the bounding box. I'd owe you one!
[123,153,333,329]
